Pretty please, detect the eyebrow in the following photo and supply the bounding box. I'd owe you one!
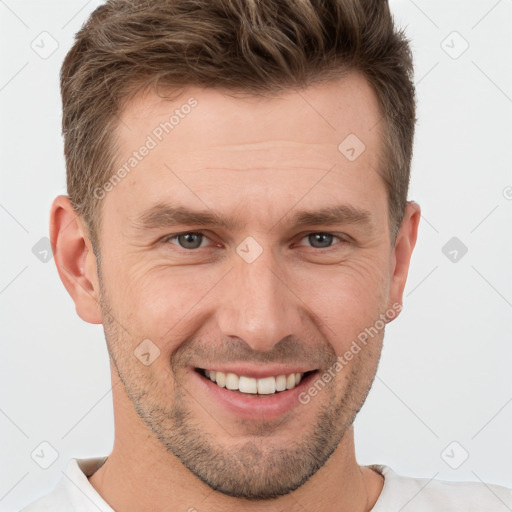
[133,202,374,233]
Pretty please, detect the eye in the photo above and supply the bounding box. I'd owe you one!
[164,232,210,250]
[298,232,343,249]
[161,231,346,252]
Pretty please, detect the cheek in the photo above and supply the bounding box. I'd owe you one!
[293,255,390,346]
[102,243,391,361]
[113,264,224,347]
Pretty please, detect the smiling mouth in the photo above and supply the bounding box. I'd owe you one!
[195,368,317,395]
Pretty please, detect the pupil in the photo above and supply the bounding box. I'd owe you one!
[310,233,332,248]
[179,233,202,249]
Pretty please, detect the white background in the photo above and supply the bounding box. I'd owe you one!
[1,1,511,510]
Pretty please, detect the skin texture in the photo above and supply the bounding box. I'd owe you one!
[50,72,420,512]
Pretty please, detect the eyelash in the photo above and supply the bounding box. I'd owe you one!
[161,231,347,251]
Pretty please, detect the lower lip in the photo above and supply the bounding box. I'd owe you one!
[190,368,319,421]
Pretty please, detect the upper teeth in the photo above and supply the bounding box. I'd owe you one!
[204,370,304,394]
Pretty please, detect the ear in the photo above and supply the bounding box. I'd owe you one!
[386,201,421,321]
[49,195,102,324]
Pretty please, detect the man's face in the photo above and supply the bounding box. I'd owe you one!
[95,73,405,499]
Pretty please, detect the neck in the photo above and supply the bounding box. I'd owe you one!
[88,374,384,512]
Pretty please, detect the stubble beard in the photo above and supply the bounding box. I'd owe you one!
[97,276,382,500]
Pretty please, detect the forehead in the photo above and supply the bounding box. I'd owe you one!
[104,72,386,229]
[118,72,381,153]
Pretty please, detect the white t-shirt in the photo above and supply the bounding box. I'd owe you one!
[19,456,512,511]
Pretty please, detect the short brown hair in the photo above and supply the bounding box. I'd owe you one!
[61,0,416,252]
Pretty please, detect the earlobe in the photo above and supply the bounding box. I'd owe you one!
[49,195,102,324]
[386,201,421,320]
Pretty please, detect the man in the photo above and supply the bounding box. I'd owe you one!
[20,0,512,510]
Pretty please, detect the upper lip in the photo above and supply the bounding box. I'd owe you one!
[195,365,317,379]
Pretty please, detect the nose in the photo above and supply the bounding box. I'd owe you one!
[214,243,305,352]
